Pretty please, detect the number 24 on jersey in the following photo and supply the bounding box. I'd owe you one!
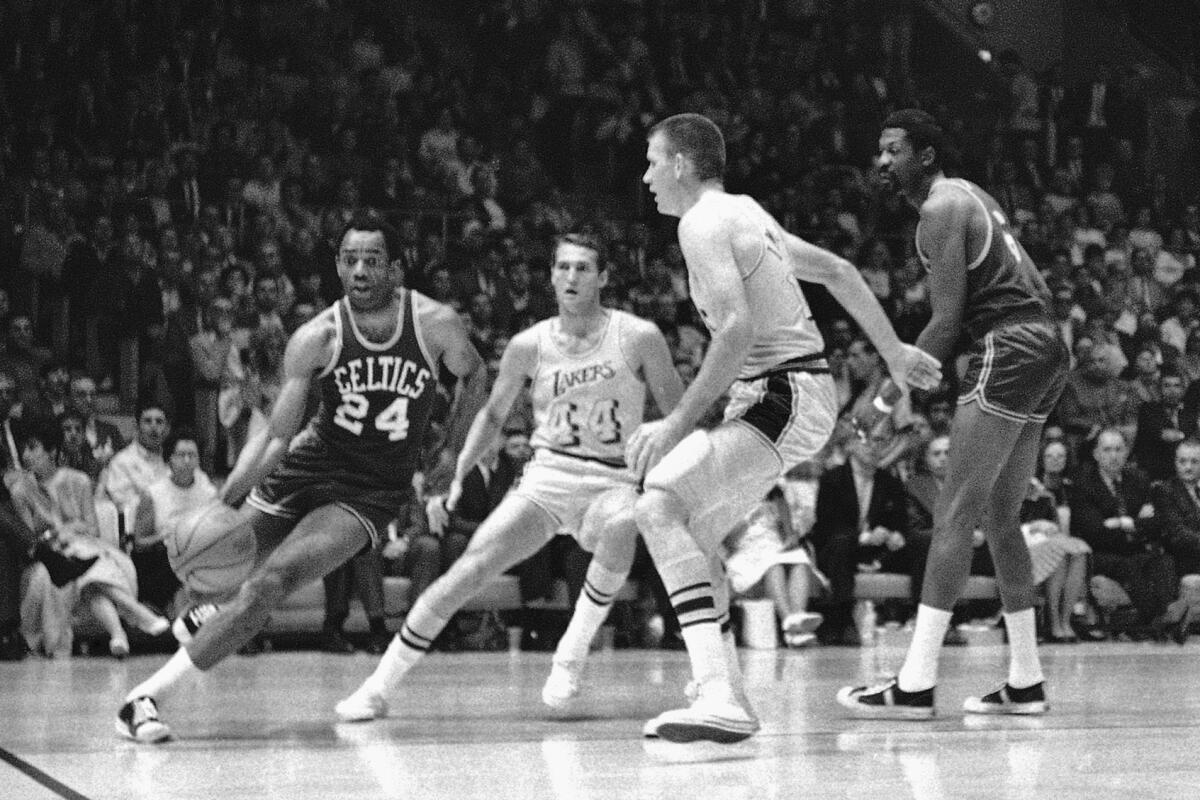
[334,393,411,440]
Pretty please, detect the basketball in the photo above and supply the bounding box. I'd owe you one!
[167,500,255,600]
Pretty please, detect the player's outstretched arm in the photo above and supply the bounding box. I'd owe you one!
[912,191,971,365]
[784,231,941,392]
[438,330,536,523]
[219,317,331,506]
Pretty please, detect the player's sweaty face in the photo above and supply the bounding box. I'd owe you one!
[338,229,396,309]
[551,243,604,306]
[876,128,919,195]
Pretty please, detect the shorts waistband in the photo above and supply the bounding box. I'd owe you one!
[541,448,628,469]
[966,310,1054,340]
[742,353,830,382]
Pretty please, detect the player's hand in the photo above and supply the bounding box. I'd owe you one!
[886,531,906,552]
[887,344,942,392]
[425,494,450,536]
[626,417,686,478]
[1103,516,1122,529]
[1138,503,1155,519]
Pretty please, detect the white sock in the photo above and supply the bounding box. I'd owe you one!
[126,647,199,703]
[1004,608,1044,688]
[366,601,449,695]
[553,562,626,666]
[897,604,952,692]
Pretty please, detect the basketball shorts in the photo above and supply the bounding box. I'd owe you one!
[958,319,1069,423]
[247,434,411,547]
[644,369,837,551]
[512,449,639,540]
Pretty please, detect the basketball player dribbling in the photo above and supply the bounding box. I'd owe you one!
[116,212,487,742]
[631,113,941,743]
[838,109,1070,718]
[334,231,685,722]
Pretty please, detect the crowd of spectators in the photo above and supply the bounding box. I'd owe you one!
[1,0,1200,657]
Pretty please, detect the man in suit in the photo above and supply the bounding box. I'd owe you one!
[1070,428,1188,637]
[1133,366,1187,481]
[68,374,125,473]
[1151,438,1200,581]
[811,431,911,645]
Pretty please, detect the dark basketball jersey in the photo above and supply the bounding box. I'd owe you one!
[311,290,438,489]
[915,178,1051,344]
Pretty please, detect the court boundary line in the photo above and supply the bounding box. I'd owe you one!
[0,745,94,800]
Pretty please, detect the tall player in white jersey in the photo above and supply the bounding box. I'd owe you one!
[335,232,684,722]
[631,113,941,743]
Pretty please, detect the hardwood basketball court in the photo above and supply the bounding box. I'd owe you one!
[2,641,1197,799]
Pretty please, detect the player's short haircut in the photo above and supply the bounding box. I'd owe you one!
[340,210,402,264]
[649,113,726,181]
[553,232,607,271]
[882,108,947,170]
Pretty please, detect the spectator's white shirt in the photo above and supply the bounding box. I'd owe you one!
[103,442,169,512]
[144,470,218,543]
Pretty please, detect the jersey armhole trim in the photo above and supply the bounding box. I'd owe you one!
[317,303,343,379]
[615,312,641,377]
[410,290,439,377]
[946,179,993,271]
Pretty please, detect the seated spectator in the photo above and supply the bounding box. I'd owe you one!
[1057,345,1140,451]
[132,429,220,606]
[11,419,169,657]
[836,337,914,470]
[381,492,443,603]
[1133,365,1187,481]
[100,402,177,611]
[1150,438,1200,612]
[811,431,910,646]
[723,482,826,647]
[1070,428,1188,638]
[1019,475,1092,642]
[57,410,102,484]
[25,361,72,423]
[322,547,390,655]
[68,374,125,473]
[905,434,994,643]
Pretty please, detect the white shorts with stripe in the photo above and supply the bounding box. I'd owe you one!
[511,449,639,539]
[644,369,837,552]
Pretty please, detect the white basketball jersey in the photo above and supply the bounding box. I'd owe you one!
[529,310,646,465]
[687,194,825,379]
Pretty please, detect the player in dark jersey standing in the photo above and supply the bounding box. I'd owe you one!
[115,212,485,742]
[839,110,1069,718]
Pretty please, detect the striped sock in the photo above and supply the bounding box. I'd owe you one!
[670,579,729,688]
[368,599,448,694]
[554,562,626,665]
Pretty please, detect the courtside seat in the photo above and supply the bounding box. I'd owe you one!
[851,572,1000,603]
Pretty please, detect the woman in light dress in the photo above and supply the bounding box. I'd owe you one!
[13,419,169,657]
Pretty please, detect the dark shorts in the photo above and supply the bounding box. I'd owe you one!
[246,434,410,547]
[958,319,1068,423]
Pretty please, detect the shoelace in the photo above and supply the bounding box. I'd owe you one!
[132,697,158,725]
